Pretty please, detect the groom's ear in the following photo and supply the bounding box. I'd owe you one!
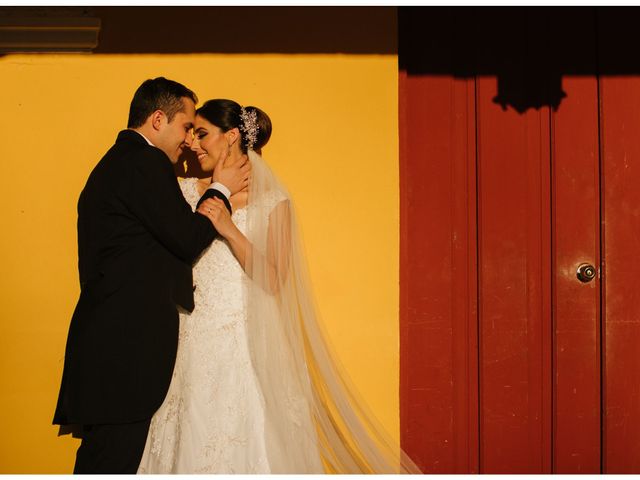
[150,109,165,131]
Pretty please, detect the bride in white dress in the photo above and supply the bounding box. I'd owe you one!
[138,99,420,474]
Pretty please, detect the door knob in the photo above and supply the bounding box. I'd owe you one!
[576,263,597,283]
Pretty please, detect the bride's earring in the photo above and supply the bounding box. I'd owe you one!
[227,144,232,158]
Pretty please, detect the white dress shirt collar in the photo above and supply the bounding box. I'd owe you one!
[131,129,155,147]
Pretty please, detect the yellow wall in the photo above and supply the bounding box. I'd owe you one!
[0,53,398,473]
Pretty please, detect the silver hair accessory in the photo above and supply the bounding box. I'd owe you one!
[239,106,259,151]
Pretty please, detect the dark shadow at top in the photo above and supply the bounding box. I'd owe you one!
[8,7,640,114]
[0,6,396,55]
[399,7,640,113]
[92,6,396,55]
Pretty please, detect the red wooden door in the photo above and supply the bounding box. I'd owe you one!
[400,7,640,473]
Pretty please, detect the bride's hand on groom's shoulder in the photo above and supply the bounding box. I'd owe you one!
[212,152,251,196]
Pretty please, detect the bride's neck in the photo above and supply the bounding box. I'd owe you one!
[196,177,211,198]
[226,150,247,167]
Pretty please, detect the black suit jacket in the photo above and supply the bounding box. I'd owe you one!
[54,130,230,426]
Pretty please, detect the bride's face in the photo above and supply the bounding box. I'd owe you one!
[191,116,228,172]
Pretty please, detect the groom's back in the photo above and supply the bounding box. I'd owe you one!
[54,129,192,426]
[76,134,146,288]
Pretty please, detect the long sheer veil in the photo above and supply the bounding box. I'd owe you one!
[244,150,421,473]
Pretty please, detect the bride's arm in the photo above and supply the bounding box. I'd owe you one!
[196,197,292,294]
[262,200,292,293]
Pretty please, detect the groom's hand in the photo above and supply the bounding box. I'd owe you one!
[212,152,251,196]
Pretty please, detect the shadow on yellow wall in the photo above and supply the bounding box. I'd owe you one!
[0,7,399,473]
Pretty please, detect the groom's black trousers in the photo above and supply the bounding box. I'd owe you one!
[73,418,151,474]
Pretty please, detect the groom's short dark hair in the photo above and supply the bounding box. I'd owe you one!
[127,77,198,128]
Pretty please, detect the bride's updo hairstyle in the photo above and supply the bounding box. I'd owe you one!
[196,99,272,154]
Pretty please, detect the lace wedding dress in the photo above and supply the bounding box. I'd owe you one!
[138,177,290,473]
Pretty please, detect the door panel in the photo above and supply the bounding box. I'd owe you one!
[476,76,552,473]
[600,75,640,473]
[551,75,601,473]
[399,71,478,474]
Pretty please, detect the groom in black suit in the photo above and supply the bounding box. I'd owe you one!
[53,77,249,473]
